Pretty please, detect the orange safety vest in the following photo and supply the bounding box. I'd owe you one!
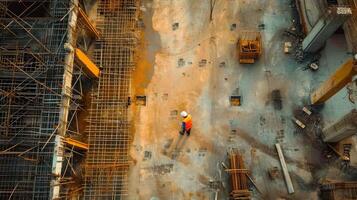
[183,114,192,130]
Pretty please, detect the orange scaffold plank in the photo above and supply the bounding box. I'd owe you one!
[74,48,100,78]
[64,137,88,150]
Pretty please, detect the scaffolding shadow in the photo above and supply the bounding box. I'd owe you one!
[169,134,189,160]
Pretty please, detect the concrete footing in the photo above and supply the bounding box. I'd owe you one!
[302,6,352,53]
[323,109,357,142]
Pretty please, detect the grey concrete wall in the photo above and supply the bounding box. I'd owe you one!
[302,6,352,53]
[323,109,357,142]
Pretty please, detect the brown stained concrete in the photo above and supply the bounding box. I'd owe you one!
[126,0,354,200]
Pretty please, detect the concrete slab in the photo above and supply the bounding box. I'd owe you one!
[127,0,355,199]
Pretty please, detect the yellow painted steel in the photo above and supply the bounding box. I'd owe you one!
[78,7,100,39]
[64,137,88,150]
[74,48,100,78]
[311,58,357,104]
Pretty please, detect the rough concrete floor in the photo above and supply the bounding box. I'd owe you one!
[127,0,356,200]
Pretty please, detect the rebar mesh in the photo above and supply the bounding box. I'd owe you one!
[83,0,139,199]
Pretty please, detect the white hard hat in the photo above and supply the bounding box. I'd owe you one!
[180,111,188,117]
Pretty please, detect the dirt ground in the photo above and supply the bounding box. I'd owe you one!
[126,0,356,199]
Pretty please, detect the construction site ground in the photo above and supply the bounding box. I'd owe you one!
[127,0,356,199]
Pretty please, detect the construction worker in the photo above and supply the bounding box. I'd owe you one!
[180,111,192,136]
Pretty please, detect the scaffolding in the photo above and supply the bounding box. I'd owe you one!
[0,0,97,199]
[320,181,357,200]
[83,0,139,199]
[0,1,70,199]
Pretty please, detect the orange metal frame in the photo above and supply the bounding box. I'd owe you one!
[237,32,262,64]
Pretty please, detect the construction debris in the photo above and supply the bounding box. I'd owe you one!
[275,143,294,194]
[237,31,262,64]
[268,167,280,180]
[284,42,292,54]
[293,118,306,129]
[246,174,262,195]
[326,143,350,161]
[271,89,282,110]
[309,62,319,71]
[302,107,312,116]
[226,150,251,200]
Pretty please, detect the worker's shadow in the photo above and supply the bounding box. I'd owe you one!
[169,134,189,160]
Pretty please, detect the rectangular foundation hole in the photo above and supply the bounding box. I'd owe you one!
[230,96,241,106]
[199,59,207,67]
[170,110,178,116]
[271,89,282,110]
[135,96,146,106]
[178,58,185,67]
[170,110,178,120]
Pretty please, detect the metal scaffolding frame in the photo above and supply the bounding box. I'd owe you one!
[0,0,138,198]
[83,0,139,199]
[0,1,69,199]
[0,0,96,199]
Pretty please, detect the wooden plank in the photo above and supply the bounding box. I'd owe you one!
[275,143,294,194]
[74,48,100,78]
[64,137,88,150]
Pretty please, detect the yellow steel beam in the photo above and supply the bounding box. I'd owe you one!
[64,137,88,150]
[311,58,357,104]
[74,48,100,78]
[78,7,100,39]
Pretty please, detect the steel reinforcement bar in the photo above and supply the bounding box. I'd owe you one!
[83,0,139,199]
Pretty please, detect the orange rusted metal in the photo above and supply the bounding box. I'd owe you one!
[78,7,100,39]
[74,48,100,78]
[237,31,262,64]
[228,151,251,200]
[64,137,88,150]
[85,163,130,169]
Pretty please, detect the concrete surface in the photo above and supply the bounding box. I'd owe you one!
[297,0,326,32]
[127,0,356,199]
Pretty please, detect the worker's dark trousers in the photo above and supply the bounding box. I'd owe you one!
[180,128,191,136]
[185,129,191,136]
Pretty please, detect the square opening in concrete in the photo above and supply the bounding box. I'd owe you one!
[135,96,146,106]
[230,96,241,106]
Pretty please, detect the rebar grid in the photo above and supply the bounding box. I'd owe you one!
[228,151,251,200]
[83,0,139,199]
[320,181,357,200]
[0,1,71,199]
